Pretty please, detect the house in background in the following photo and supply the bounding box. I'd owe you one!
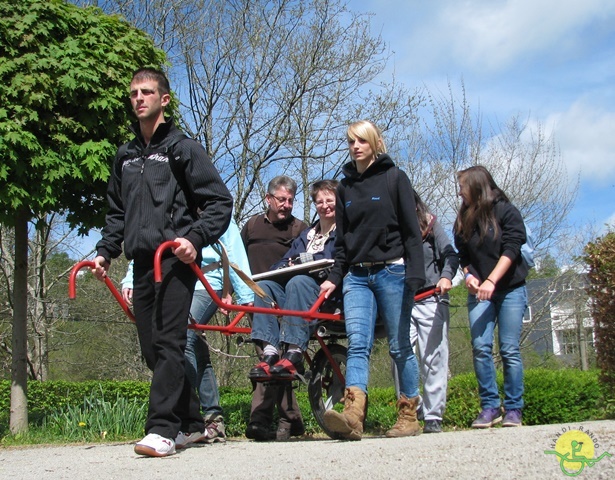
[522,274,594,367]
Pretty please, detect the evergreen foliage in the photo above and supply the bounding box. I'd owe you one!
[0,0,166,230]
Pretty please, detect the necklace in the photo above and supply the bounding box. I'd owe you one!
[306,223,335,254]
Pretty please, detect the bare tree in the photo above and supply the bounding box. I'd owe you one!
[395,79,577,265]
[78,0,421,224]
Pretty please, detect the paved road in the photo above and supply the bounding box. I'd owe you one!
[1,420,614,479]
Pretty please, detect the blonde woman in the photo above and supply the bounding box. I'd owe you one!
[320,120,425,440]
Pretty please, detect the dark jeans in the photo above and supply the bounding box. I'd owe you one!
[133,256,204,438]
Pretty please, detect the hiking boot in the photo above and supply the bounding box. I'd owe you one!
[386,395,422,438]
[276,421,305,441]
[248,354,279,380]
[270,351,305,378]
[203,415,226,443]
[423,419,442,433]
[471,408,502,428]
[174,430,206,449]
[134,433,176,457]
[502,409,522,427]
[323,386,367,441]
[245,423,276,442]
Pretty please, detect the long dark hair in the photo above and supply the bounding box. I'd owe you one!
[414,190,432,238]
[454,165,509,243]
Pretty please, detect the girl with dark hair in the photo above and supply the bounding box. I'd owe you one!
[454,165,529,428]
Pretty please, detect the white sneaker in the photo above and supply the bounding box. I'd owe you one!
[175,430,206,449]
[134,433,176,457]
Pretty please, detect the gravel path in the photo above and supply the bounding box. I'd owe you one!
[1,420,614,479]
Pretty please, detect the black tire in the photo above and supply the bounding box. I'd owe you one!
[308,343,347,439]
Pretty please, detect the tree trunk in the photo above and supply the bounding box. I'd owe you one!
[578,310,589,371]
[10,207,29,433]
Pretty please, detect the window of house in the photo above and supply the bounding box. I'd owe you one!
[560,329,577,355]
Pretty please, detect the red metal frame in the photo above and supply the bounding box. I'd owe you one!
[69,260,136,322]
[69,243,440,387]
[69,244,440,334]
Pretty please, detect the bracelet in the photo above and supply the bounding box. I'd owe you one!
[484,278,496,286]
[464,272,473,280]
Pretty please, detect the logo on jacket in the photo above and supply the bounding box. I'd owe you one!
[371,196,381,201]
[148,153,169,163]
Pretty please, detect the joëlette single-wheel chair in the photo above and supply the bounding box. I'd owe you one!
[69,240,439,439]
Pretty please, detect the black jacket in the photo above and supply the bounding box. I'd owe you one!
[326,154,425,291]
[96,120,233,262]
[454,199,529,290]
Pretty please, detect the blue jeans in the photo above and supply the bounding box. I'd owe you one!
[184,289,223,418]
[468,285,527,411]
[250,275,320,351]
[343,264,419,398]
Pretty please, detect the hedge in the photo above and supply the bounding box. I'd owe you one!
[0,368,607,441]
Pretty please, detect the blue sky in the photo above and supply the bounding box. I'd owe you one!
[349,0,615,230]
[74,0,614,257]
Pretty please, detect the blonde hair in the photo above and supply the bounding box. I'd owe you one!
[346,120,386,157]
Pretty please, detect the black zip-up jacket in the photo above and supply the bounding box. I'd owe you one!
[326,154,425,291]
[454,199,529,291]
[96,120,233,262]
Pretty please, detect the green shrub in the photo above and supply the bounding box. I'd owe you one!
[0,368,607,443]
[523,369,602,425]
[443,372,481,429]
[0,380,149,438]
[42,388,148,442]
[444,369,603,428]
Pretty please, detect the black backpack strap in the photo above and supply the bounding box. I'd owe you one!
[165,134,196,213]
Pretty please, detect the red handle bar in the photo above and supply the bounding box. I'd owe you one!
[69,243,440,332]
[68,260,135,322]
[154,241,440,322]
[154,241,341,322]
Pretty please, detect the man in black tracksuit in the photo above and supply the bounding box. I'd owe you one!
[93,68,232,457]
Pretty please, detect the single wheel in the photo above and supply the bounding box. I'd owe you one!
[308,343,347,439]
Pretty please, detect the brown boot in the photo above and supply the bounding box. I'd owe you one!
[385,395,422,438]
[322,386,367,440]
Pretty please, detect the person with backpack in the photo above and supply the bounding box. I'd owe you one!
[241,175,308,442]
[454,165,529,429]
[319,120,425,440]
[391,191,459,433]
[92,68,233,457]
[120,217,253,445]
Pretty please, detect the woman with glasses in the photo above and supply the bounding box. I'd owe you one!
[249,179,339,381]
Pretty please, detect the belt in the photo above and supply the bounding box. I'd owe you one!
[352,257,404,268]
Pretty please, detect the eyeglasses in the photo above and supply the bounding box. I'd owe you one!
[314,199,335,208]
[269,194,294,205]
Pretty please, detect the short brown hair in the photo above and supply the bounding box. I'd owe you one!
[310,179,339,202]
[131,67,170,95]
